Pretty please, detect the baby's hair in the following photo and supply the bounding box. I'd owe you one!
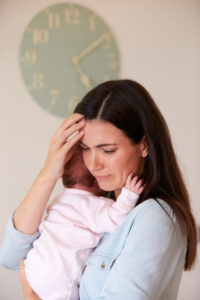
[62,147,95,188]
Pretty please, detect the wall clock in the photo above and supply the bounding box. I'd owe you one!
[19,2,120,118]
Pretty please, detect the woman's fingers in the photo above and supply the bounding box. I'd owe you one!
[55,113,84,137]
[53,121,85,150]
[64,120,85,143]
[42,113,86,182]
[42,114,86,180]
[62,128,84,156]
[52,115,85,150]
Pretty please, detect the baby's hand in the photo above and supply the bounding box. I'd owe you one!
[125,173,144,195]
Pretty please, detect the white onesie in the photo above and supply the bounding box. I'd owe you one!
[24,187,138,300]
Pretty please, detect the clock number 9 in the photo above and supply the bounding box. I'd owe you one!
[21,50,37,66]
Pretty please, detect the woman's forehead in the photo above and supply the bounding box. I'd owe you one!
[81,120,130,146]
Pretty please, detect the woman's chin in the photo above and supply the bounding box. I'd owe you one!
[97,183,112,192]
[97,181,121,193]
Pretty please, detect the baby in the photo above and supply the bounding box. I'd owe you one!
[24,147,144,300]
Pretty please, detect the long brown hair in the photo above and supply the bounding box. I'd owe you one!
[75,79,197,270]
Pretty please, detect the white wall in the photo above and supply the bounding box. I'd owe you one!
[0,0,199,299]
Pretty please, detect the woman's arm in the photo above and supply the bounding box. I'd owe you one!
[0,215,40,270]
[20,259,41,300]
[14,171,57,235]
[86,188,139,234]
[0,114,85,269]
[14,114,85,234]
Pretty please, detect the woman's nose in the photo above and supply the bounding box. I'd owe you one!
[88,153,103,171]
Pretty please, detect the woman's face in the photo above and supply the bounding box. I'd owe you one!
[80,120,148,195]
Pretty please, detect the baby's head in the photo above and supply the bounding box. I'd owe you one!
[62,147,102,196]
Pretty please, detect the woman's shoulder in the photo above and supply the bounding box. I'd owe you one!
[120,197,186,253]
[132,198,177,224]
[125,198,186,248]
[92,197,186,263]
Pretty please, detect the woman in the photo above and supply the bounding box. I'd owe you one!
[0,79,197,299]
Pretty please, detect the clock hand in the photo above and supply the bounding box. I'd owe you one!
[71,33,110,89]
[72,60,92,89]
[72,33,110,63]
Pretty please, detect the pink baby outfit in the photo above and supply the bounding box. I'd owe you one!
[24,188,138,300]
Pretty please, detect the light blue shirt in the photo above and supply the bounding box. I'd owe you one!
[0,199,186,299]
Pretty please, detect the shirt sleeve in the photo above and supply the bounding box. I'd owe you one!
[88,188,138,234]
[101,202,186,300]
[0,214,40,270]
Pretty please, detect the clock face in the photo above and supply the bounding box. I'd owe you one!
[19,2,120,118]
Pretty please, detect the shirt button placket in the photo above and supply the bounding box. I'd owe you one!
[101,262,105,269]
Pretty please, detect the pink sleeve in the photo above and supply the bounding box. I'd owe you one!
[88,188,138,234]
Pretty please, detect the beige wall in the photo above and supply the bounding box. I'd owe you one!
[0,0,199,299]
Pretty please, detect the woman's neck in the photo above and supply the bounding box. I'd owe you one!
[115,188,122,198]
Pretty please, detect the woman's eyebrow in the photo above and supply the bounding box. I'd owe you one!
[79,141,117,148]
[96,143,117,148]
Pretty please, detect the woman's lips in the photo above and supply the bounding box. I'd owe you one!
[94,175,111,181]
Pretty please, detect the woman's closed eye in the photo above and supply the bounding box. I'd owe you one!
[103,149,116,154]
[80,147,116,154]
[80,146,90,152]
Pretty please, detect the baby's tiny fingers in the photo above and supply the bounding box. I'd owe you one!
[125,173,133,186]
[138,185,144,194]
[130,176,139,186]
[135,178,144,189]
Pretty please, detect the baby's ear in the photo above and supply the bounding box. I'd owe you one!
[140,136,148,158]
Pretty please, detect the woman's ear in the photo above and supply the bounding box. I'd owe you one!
[140,136,149,158]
